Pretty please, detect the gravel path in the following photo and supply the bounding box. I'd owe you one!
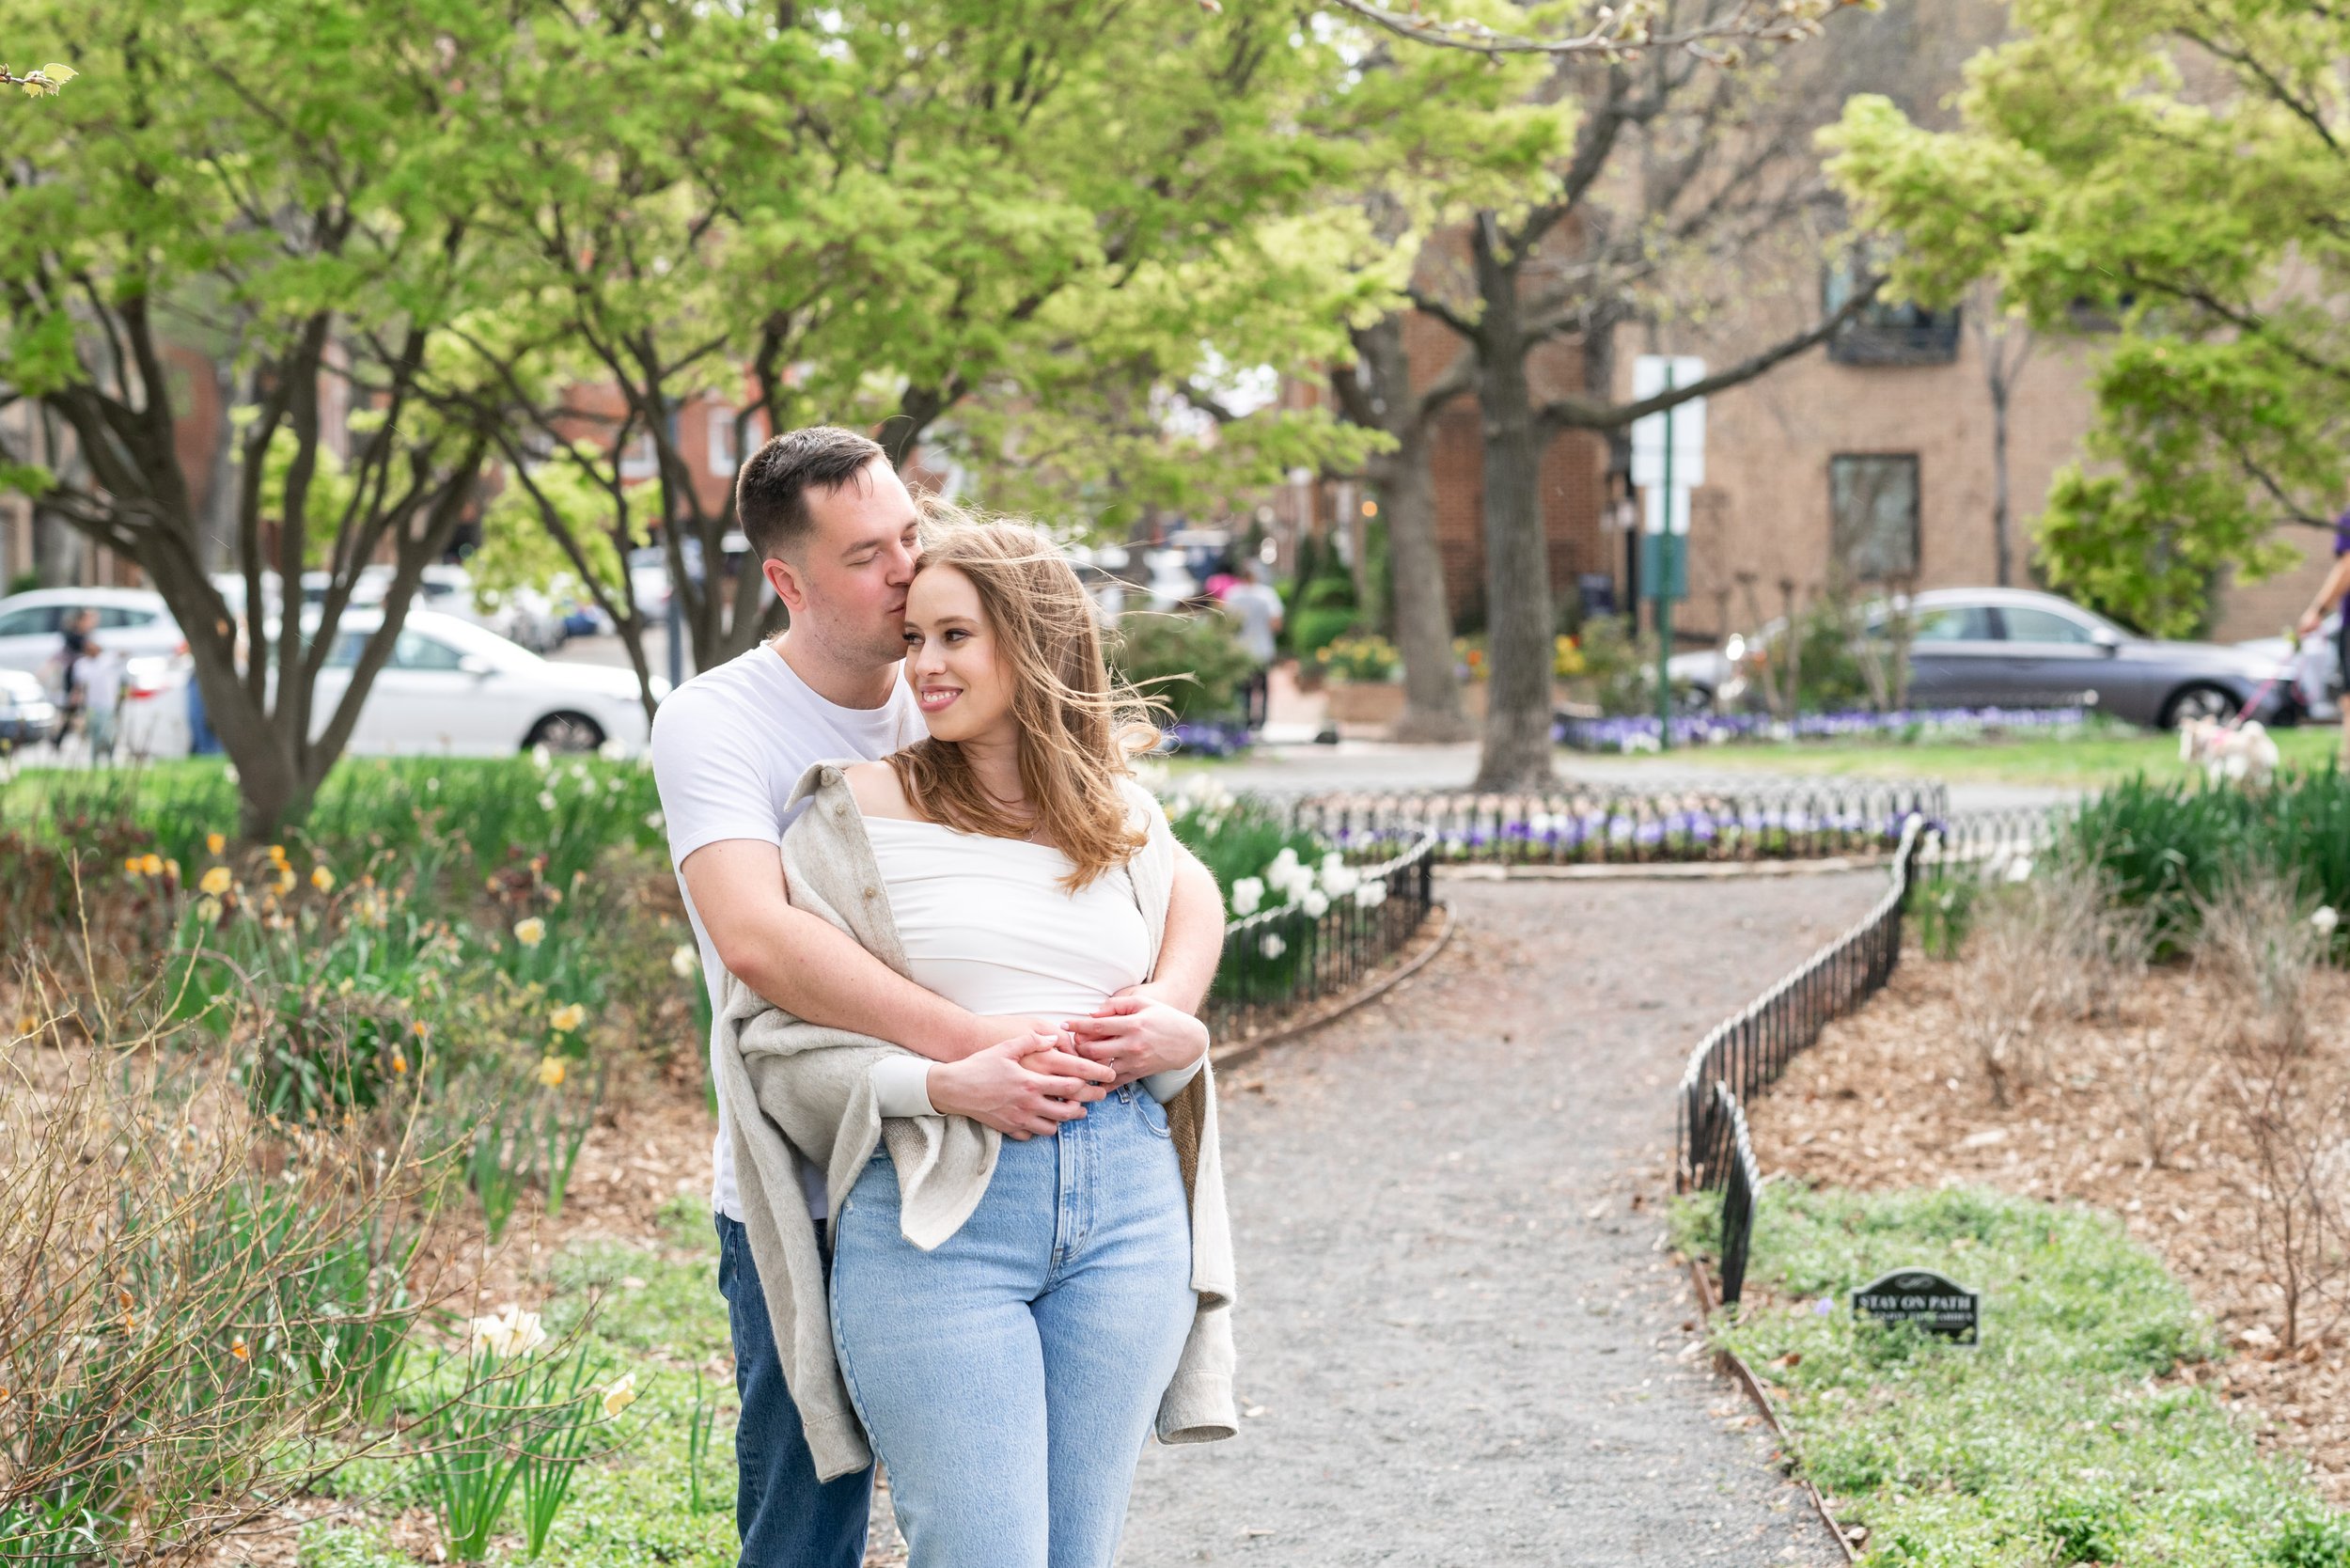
[1119,872,1886,1567]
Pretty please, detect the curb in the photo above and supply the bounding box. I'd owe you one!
[1685,1256,1859,1565]
[1210,902,1455,1072]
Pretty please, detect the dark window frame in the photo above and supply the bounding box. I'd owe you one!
[1828,452,1922,584]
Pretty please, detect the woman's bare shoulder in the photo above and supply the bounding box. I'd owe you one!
[842,760,918,820]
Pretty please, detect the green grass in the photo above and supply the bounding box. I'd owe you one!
[1675,1185,2350,1567]
[301,1200,742,1568]
[1626,724,2344,787]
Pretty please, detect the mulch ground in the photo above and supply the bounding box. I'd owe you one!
[1746,947,2350,1505]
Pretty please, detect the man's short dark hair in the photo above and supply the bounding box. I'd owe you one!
[736,426,887,563]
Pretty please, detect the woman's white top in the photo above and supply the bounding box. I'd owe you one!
[861,815,1205,1116]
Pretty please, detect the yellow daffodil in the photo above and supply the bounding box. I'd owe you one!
[195,897,223,924]
[412,1019,430,1038]
[537,1056,567,1089]
[310,866,336,893]
[513,917,546,948]
[139,854,164,877]
[164,858,180,882]
[199,866,233,896]
[267,843,288,866]
[206,833,226,855]
[229,1337,250,1363]
[600,1372,638,1419]
[549,1002,586,1035]
[123,856,142,874]
[391,1050,408,1075]
[272,870,296,897]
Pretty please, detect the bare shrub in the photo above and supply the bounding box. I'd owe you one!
[2223,1042,2350,1353]
[1960,856,2152,1105]
[2120,1026,2216,1172]
[2196,869,2327,1057]
[0,948,473,1564]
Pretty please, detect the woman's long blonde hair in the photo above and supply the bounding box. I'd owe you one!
[888,519,1161,888]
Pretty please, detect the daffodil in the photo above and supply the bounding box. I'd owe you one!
[310,866,336,893]
[514,917,546,948]
[164,858,180,882]
[206,833,226,855]
[670,944,698,980]
[600,1372,638,1418]
[538,1056,568,1089]
[468,1303,548,1359]
[195,897,223,924]
[549,1002,587,1035]
[139,853,164,877]
[123,856,142,874]
[229,1337,250,1363]
[391,1051,408,1075]
[199,866,233,897]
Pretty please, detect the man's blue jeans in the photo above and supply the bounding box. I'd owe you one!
[827,1085,1195,1568]
[715,1213,873,1568]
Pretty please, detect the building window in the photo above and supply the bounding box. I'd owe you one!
[707,404,739,478]
[1825,255,1960,366]
[1828,454,1920,582]
[619,430,657,479]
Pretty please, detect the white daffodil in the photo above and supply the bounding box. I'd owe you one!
[531,745,553,772]
[599,738,628,761]
[1300,889,1329,918]
[1259,933,1287,960]
[1320,863,1361,900]
[1230,877,1264,918]
[469,1303,548,1359]
[1355,881,1388,909]
[671,944,700,979]
[601,1372,638,1418]
[2314,905,2341,937]
[538,790,559,812]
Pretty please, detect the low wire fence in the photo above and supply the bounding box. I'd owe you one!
[1676,814,1927,1194]
[1288,778,1947,867]
[1205,826,1438,1042]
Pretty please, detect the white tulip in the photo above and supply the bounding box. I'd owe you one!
[1259,933,1287,960]
[1230,877,1265,917]
[1301,889,1329,918]
[1355,881,1388,909]
[2314,906,2341,936]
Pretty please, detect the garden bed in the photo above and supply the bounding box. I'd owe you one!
[1557,704,2096,755]
[1741,947,2350,1506]
[1675,1184,2350,1565]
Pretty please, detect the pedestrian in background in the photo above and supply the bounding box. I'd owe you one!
[1221,560,1283,730]
[2297,508,2350,768]
[71,638,124,764]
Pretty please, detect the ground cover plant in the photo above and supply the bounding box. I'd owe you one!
[1676,1185,2350,1566]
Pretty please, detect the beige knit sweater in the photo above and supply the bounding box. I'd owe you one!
[714,761,1238,1482]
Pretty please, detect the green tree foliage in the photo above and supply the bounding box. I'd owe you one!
[0,0,527,834]
[1824,0,2344,636]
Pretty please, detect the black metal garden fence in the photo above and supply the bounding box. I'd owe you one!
[1205,825,1438,1043]
[1675,813,1928,1194]
[1286,777,1947,867]
[1712,1082,1763,1308]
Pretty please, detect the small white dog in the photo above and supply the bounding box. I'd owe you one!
[2178,715,2280,788]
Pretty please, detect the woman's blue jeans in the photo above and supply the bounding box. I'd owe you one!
[829,1084,1196,1568]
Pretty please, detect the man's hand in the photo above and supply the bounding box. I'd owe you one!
[2298,604,2326,639]
[926,1031,1115,1139]
[1066,986,1210,1088]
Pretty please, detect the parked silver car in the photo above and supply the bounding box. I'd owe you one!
[1668,587,2298,729]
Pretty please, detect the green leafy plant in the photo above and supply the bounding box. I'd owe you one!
[1109,612,1256,723]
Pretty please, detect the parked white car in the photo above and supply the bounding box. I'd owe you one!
[0,588,184,681]
[119,610,658,760]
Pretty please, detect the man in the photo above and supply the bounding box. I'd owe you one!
[649,426,1226,1568]
[71,637,123,764]
[1222,560,1284,730]
[2296,506,2350,767]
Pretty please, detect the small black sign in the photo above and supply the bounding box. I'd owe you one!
[1853,1267,1981,1343]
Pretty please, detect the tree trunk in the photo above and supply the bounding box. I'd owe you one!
[1989,362,2013,588]
[32,504,80,587]
[1469,219,1558,792]
[1380,431,1471,742]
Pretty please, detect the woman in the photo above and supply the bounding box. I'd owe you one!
[713,521,1236,1568]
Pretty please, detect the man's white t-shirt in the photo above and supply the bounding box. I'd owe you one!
[650,639,924,1222]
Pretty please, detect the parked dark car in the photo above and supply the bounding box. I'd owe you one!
[1668,588,2298,729]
